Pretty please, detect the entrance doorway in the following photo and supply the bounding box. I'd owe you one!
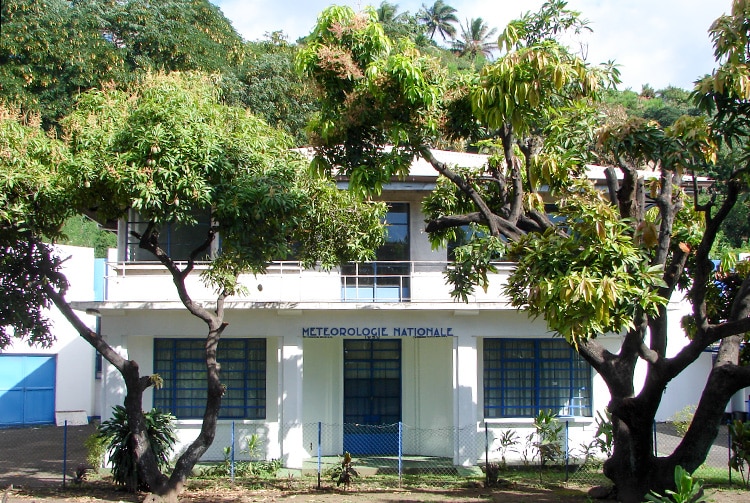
[343,339,401,454]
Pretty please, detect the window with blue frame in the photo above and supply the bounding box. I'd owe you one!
[153,338,266,419]
[125,209,213,262]
[483,338,591,418]
[341,202,410,301]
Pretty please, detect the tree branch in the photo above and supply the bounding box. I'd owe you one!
[419,146,503,236]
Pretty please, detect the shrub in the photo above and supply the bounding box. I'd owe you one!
[97,406,176,492]
[671,405,697,437]
[84,431,107,472]
[644,465,705,503]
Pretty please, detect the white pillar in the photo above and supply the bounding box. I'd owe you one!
[279,334,304,468]
[453,334,479,465]
[100,333,128,421]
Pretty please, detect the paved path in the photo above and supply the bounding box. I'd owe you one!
[0,423,97,488]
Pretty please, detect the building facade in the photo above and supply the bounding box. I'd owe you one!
[0,245,100,428]
[72,150,716,467]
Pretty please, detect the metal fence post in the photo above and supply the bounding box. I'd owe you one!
[62,420,68,488]
[728,418,732,485]
[231,421,235,482]
[317,422,322,490]
[564,420,569,482]
[398,422,403,486]
[484,423,490,487]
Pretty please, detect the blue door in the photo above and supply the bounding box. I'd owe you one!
[0,355,56,427]
[343,340,401,455]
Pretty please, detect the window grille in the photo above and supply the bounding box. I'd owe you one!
[483,338,591,418]
[153,338,266,419]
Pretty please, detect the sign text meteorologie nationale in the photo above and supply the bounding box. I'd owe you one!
[302,326,453,338]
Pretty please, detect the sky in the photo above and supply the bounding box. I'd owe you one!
[211,0,731,92]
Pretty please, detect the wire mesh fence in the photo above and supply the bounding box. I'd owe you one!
[0,418,740,490]
[202,419,740,489]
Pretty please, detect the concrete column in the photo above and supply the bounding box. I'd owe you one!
[100,333,127,421]
[280,334,304,468]
[453,334,479,465]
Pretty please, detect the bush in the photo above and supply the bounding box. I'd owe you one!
[671,405,697,437]
[84,431,107,472]
[97,406,176,492]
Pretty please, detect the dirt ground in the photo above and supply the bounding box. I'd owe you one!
[0,481,599,503]
[2,424,750,502]
[3,477,750,503]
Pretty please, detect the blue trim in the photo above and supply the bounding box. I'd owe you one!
[483,338,592,418]
[153,338,266,419]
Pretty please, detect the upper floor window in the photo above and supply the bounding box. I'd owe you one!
[341,203,410,302]
[153,338,266,420]
[483,338,591,418]
[125,209,212,262]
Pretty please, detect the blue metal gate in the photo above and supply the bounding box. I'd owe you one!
[0,355,56,427]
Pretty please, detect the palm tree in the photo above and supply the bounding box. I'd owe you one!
[376,1,400,25]
[453,17,498,61]
[375,1,421,41]
[418,0,458,41]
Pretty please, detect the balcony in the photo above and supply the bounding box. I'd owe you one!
[102,260,513,306]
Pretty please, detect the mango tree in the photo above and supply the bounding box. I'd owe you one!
[0,72,385,500]
[298,2,750,501]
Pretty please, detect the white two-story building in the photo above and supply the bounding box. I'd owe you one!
[71,150,715,467]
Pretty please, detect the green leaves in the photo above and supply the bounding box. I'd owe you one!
[446,235,505,302]
[59,72,386,294]
[297,6,444,196]
[472,41,608,136]
[503,192,669,345]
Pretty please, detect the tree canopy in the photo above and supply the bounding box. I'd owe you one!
[0,71,386,498]
[298,2,750,501]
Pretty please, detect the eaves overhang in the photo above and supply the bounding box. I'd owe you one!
[70,300,515,317]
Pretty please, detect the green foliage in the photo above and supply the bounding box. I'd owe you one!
[57,216,116,258]
[671,405,697,437]
[644,465,706,503]
[600,87,702,129]
[495,429,520,469]
[0,108,72,348]
[97,406,176,492]
[473,21,616,137]
[452,17,497,61]
[297,5,445,196]
[84,431,107,472]
[591,409,613,457]
[533,410,564,471]
[446,235,505,302]
[200,436,281,479]
[0,0,126,127]
[504,191,668,345]
[105,0,245,73]
[500,0,591,50]
[694,0,750,144]
[418,0,459,42]
[62,72,385,293]
[729,419,750,489]
[231,43,319,145]
[0,108,72,238]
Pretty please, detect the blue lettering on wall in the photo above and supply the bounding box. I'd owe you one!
[302,326,453,338]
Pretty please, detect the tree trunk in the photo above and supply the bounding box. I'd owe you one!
[603,410,668,503]
[162,322,226,498]
[121,365,170,494]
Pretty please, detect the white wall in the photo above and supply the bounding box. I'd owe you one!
[2,244,98,420]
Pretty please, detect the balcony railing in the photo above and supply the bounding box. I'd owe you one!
[340,262,411,302]
[103,259,513,304]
